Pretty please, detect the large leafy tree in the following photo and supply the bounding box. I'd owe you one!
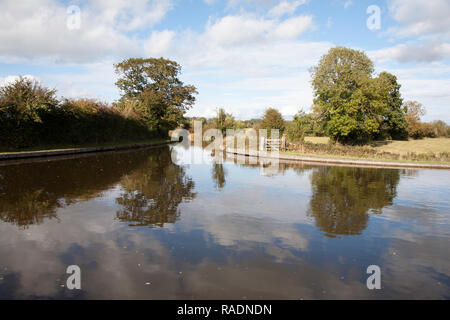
[114,58,197,135]
[311,47,408,143]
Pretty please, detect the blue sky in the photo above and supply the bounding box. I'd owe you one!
[0,0,449,121]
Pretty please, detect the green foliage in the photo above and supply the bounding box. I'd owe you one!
[311,47,408,143]
[286,110,308,142]
[0,78,155,149]
[0,77,58,147]
[260,108,285,136]
[213,108,236,133]
[0,77,58,122]
[41,98,154,145]
[114,57,197,135]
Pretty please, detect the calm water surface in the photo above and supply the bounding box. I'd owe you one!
[0,145,449,299]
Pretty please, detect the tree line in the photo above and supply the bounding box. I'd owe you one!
[2,49,448,150]
[185,47,449,144]
[0,58,197,149]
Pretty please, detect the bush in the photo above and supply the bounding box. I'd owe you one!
[0,79,157,149]
[0,77,58,147]
[38,98,155,145]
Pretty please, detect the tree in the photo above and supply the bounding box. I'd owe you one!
[286,109,309,142]
[374,72,408,140]
[114,58,197,135]
[403,100,426,139]
[260,108,285,136]
[213,108,235,133]
[311,47,408,143]
[431,120,449,137]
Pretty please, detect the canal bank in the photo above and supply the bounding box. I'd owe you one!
[0,140,176,161]
[224,148,450,170]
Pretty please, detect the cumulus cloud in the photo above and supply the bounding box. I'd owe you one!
[371,42,450,63]
[387,0,450,38]
[0,0,173,63]
[144,30,175,56]
[267,0,308,18]
[271,16,313,39]
[205,15,274,46]
[205,13,313,46]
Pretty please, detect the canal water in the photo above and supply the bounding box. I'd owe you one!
[0,144,449,299]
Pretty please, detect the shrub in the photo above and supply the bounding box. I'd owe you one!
[0,77,58,147]
[0,79,157,149]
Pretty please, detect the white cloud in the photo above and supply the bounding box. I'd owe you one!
[271,16,313,39]
[144,30,175,56]
[267,0,308,18]
[387,0,450,38]
[205,13,313,46]
[0,0,173,63]
[344,0,352,9]
[206,15,274,46]
[0,75,40,87]
[400,79,450,122]
[370,42,450,63]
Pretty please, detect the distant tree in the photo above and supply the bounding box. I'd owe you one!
[286,109,309,142]
[114,58,197,135]
[403,100,426,139]
[260,108,285,136]
[213,108,235,133]
[311,47,408,143]
[431,120,449,137]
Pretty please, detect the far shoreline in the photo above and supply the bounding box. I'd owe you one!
[224,148,450,170]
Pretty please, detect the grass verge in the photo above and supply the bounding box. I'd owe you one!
[287,137,450,165]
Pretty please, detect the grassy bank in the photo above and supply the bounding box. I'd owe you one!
[0,138,170,154]
[287,137,450,164]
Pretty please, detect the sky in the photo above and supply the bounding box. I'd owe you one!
[0,0,449,122]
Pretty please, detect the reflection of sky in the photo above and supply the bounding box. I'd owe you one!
[0,146,449,299]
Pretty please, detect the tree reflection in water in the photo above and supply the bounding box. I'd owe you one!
[0,150,150,228]
[308,166,400,237]
[115,148,196,228]
[211,162,226,190]
[0,147,194,229]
